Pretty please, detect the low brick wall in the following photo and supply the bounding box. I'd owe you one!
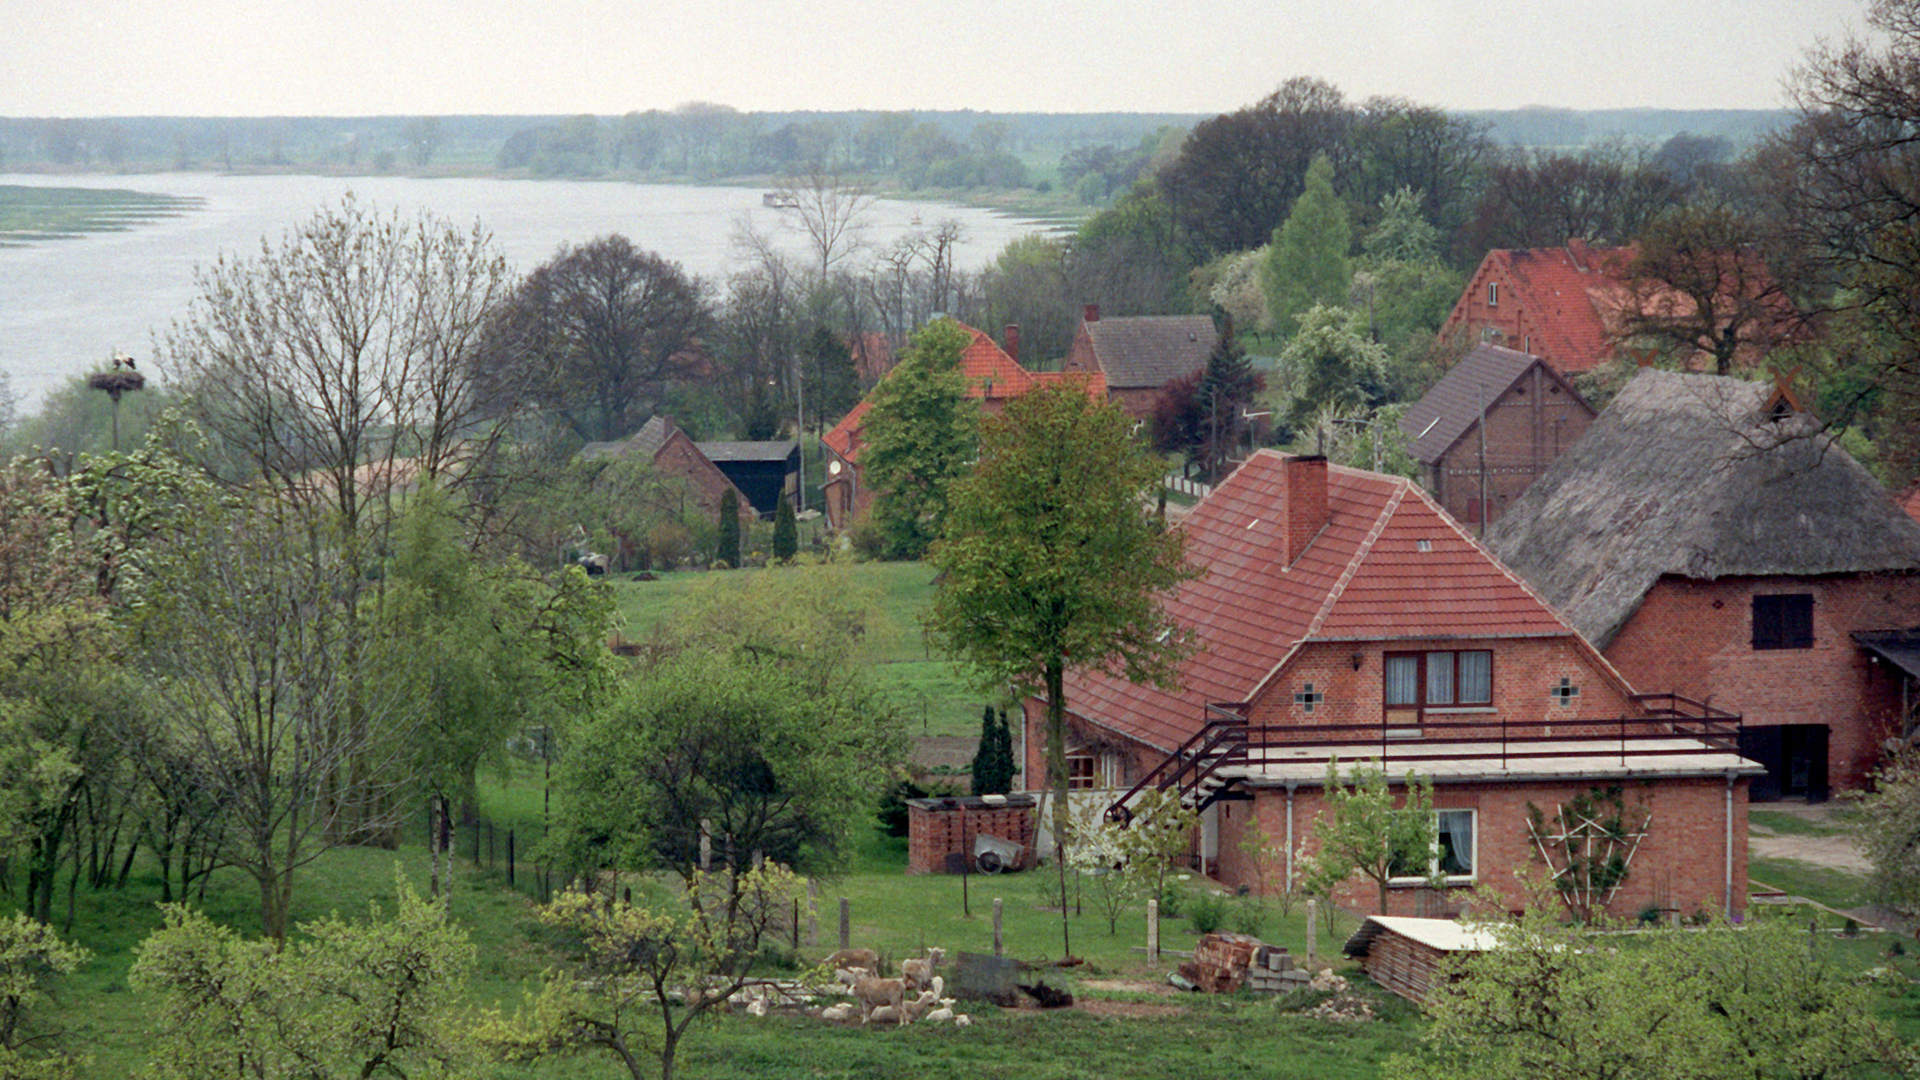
[906,795,1036,875]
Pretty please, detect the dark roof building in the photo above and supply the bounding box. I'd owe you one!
[1398,344,1596,528]
[1485,370,1920,796]
[1063,306,1216,418]
[692,439,800,518]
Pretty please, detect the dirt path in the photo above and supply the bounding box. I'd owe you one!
[1748,803,1871,874]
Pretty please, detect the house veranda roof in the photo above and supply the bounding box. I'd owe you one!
[1484,370,1920,649]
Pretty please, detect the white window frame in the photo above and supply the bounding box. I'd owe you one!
[1389,808,1477,885]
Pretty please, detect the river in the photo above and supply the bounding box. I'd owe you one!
[0,173,1042,409]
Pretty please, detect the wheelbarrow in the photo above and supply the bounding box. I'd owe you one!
[973,832,1024,874]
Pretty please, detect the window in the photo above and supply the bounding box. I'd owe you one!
[1549,676,1580,705]
[1293,683,1323,713]
[1385,650,1493,711]
[1752,594,1813,650]
[1390,810,1476,882]
[1487,282,1499,307]
[1067,755,1097,790]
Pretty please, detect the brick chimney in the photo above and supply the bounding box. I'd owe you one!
[1003,324,1021,365]
[1281,455,1329,564]
[1083,303,1100,324]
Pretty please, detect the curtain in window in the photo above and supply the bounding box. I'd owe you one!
[1459,651,1492,703]
[1426,651,1455,704]
[1436,810,1474,876]
[1385,655,1419,705]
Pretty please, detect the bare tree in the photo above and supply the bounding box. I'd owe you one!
[133,497,417,943]
[770,164,875,281]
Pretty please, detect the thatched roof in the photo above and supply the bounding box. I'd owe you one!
[1484,370,1920,648]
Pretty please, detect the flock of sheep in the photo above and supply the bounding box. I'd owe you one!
[809,946,972,1027]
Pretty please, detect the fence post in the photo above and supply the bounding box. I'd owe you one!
[1147,897,1160,963]
[700,820,712,871]
[992,898,1004,957]
[1306,899,1318,971]
[486,820,495,871]
[839,898,851,951]
[507,829,516,888]
[807,880,819,947]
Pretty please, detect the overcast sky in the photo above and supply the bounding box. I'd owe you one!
[1,1,1876,117]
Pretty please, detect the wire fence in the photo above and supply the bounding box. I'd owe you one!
[446,814,556,903]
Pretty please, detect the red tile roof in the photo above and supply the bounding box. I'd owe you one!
[1903,484,1920,529]
[819,323,1105,466]
[1443,244,1634,373]
[1062,451,1603,752]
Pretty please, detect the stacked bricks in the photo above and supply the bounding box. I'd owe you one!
[905,795,1036,875]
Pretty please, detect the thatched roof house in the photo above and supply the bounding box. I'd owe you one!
[1484,369,1920,796]
[1485,371,1920,649]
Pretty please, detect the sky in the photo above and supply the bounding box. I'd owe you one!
[0,0,1878,117]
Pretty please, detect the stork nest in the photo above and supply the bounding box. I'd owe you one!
[88,370,146,395]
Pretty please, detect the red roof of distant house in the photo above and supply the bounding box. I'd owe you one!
[1899,483,1920,529]
[1063,451,1608,752]
[820,323,1105,466]
[1444,243,1634,372]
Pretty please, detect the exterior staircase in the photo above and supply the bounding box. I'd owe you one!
[1105,716,1248,826]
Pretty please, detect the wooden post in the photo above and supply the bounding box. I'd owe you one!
[839,898,851,951]
[507,829,515,887]
[699,819,711,871]
[792,898,800,951]
[1147,897,1160,964]
[1306,899,1319,971]
[807,880,819,947]
[992,898,1004,957]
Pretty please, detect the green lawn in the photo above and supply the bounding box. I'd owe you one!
[1750,808,1850,837]
[0,185,202,244]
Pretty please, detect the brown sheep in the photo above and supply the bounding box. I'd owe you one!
[853,974,907,1025]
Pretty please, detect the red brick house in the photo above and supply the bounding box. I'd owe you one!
[581,415,755,528]
[1062,305,1216,419]
[1485,371,1920,799]
[819,321,1106,530]
[1443,240,1798,378]
[1398,344,1597,528]
[1031,450,1758,921]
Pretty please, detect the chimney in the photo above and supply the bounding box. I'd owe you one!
[1003,324,1021,365]
[1281,455,1329,565]
[1083,303,1100,324]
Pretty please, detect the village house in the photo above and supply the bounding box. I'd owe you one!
[1061,305,1216,419]
[1397,344,1597,528]
[1034,451,1758,921]
[581,414,756,527]
[1485,371,1920,799]
[1441,239,1796,378]
[820,320,1105,530]
[692,438,800,519]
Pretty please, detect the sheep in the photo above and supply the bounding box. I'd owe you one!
[819,1003,853,1022]
[901,947,946,993]
[825,948,879,972]
[865,1005,901,1025]
[953,1013,973,1027]
[923,997,957,1024]
[746,996,768,1018]
[852,974,906,1025]
[900,989,939,1023]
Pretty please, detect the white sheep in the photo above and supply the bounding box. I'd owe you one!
[866,1005,901,1025]
[820,1003,853,1022]
[953,1013,973,1027]
[746,996,768,1017]
[901,947,946,992]
[924,998,956,1024]
[901,989,940,1022]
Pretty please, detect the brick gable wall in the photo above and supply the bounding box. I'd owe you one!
[1604,571,1920,789]
[1429,370,1595,526]
[653,429,755,526]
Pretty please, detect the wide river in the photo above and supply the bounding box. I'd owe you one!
[0,173,1044,408]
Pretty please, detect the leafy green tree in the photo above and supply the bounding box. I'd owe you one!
[132,877,477,1080]
[1264,154,1354,336]
[550,651,905,885]
[771,495,798,562]
[861,318,979,559]
[1301,758,1438,915]
[1401,903,1914,1080]
[483,864,806,1080]
[715,488,741,568]
[928,384,1198,958]
[1849,748,1920,907]
[801,324,861,433]
[0,914,89,1079]
[1282,303,1391,433]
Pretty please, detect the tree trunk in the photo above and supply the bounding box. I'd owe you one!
[1046,661,1072,961]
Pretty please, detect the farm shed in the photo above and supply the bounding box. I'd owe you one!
[1343,916,1498,1005]
[906,794,1035,875]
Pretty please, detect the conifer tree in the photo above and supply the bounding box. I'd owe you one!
[716,489,741,568]
[1263,153,1353,336]
[772,494,798,562]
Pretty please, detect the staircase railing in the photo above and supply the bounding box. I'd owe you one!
[1105,716,1248,825]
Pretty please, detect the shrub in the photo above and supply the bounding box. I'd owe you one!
[1157,881,1186,919]
[1230,898,1267,937]
[1189,891,1228,934]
